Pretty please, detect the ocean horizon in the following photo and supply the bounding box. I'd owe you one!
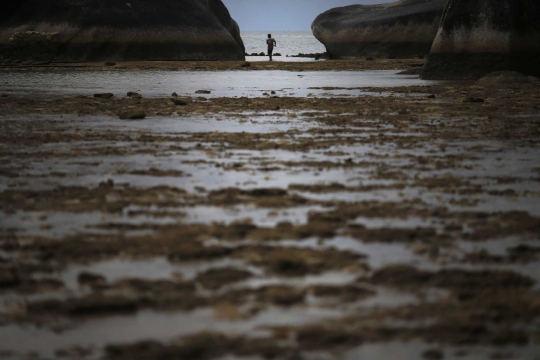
[242,30,326,57]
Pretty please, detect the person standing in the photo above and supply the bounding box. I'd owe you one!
[266,34,277,61]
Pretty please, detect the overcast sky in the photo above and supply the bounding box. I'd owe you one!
[222,0,394,31]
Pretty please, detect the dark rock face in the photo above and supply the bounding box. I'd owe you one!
[311,0,447,59]
[422,0,540,79]
[0,0,245,61]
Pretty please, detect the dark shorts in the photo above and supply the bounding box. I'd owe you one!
[268,48,273,55]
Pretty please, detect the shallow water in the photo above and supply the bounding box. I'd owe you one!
[0,70,433,98]
[242,31,327,57]
[1,70,539,360]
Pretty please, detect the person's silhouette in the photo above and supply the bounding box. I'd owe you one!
[266,34,277,61]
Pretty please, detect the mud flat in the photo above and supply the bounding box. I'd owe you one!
[0,58,426,72]
[0,59,539,359]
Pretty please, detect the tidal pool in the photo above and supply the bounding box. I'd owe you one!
[0,70,434,98]
[0,69,539,360]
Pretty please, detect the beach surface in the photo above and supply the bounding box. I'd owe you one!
[1,59,539,360]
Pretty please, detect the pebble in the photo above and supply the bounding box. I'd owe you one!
[118,110,146,120]
[477,71,530,85]
[171,98,188,106]
[93,93,114,99]
[127,91,142,98]
[422,349,444,360]
[465,97,485,103]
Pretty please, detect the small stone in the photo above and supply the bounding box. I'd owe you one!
[105,61,116,66]
[0,269,20,288]
[118,110,146,120]
[241,61,251,68]
[78,272,106,287]
[171,98,188,106]
[213,302,244,320]
[93,93,114,99]
[410,243,429,255]
[428,246,440,259]
[465,97,484,103]
[271,91,276,95]
[195,90,211,94]
[127,91,142,98]
[423,349,444,360]
[427,94,436,99]
[171,92,178,97]
[477,71,530,85]
[366,56,374,61]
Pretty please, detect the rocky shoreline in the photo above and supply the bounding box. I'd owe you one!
[422,0,540,79]
[1,1,540,359]
[0,58,429,72]
[0,0,245,62]
[1,58,540,359]
[312,0,447,59]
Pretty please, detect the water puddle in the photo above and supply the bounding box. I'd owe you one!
[0,306,344,358]
[0,70,435,99]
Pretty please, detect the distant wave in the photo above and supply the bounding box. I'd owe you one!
[242,31,326,56]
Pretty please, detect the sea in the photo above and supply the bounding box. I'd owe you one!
[242,31,326,60]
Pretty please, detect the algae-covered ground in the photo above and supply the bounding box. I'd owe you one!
[0,60,539,360]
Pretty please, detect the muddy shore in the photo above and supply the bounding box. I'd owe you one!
[0,60,539,360]
[0,58,426,72]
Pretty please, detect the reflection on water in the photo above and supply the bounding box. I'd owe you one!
[0,70,433,98]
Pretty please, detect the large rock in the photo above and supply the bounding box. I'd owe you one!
[422,0,540,79]
[311,0,447,59]
[0,0,245,62]
[476,71,530,86]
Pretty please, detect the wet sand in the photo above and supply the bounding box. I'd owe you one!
[0,60,539,360]
[0,58,426,72]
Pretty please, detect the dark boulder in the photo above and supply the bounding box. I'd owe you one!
[476,71,530,85]
[311,0,447,59]
[422,0,540,79]
[0,0,245,62]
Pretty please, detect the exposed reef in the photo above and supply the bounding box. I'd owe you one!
[311,0,447,59]
[422,0,540,79]
[0,0,245,62]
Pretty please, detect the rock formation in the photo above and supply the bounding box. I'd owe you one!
[422,0,540,79]
[0,0,245,62]
[311,0,447,59]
